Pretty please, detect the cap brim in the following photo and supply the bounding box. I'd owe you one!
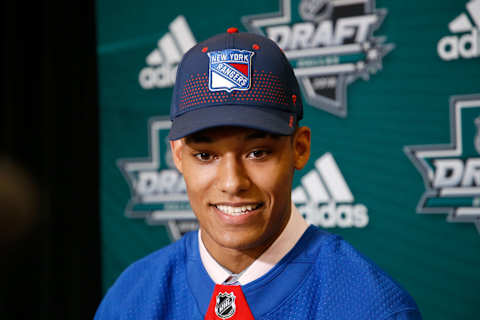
[168,105,296,140]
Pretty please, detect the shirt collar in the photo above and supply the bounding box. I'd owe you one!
[198,203,309,285]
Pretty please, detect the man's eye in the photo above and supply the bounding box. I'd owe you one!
[194,152,212,161]
[247,150,269,159]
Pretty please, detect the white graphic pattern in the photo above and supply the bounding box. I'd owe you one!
[437,0,480,61]
[242,0,393,117]
[118,118,197,241]
[404,95,480,234]
[139,16,197,89]
[293,153,369,228]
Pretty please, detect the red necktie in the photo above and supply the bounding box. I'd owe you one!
[204,284,255,320]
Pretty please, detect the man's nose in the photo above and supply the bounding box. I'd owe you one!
[216,154,250,195]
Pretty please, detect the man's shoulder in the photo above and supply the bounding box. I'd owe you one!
[298,226,421,319]
[120,230,194,277]
[301,227,405,286]
[94,231,198,319]
[307,227,403,288]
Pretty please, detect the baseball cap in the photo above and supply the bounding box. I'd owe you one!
[168,27,303,140]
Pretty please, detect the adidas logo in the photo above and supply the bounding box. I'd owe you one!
[437,0,480,61]
[292,152,369,228]
[139,16,197,89]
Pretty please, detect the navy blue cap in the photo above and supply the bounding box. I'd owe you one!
[168,28,303,140]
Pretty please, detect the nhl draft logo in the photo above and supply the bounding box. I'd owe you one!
[242,0,394,117]
[404,95,480,234]
[437,0,480,61]
[292,152,369,228]
[207,49,254,92]
[117,118,198,240]
[215,292,236,319]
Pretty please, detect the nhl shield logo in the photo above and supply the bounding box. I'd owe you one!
[215,292,236,319]
[207,49,254,92]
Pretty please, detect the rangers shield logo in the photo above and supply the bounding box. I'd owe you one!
[207,49,254,92]
[215,292,236,319]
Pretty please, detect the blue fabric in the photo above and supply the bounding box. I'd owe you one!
[168,32,303,140]
[95,226,422,319]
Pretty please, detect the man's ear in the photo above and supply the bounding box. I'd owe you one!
[169,139,184,174]
[293,126,311,170]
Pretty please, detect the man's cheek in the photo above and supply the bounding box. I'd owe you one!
[184,169,213,193]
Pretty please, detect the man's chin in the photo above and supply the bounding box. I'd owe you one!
[211,231,269,252]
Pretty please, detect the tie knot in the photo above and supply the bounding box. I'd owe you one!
[223,274,240,286]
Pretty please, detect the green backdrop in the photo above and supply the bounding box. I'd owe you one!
[97,0,480,318]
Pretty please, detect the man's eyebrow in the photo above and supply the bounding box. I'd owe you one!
[185,131,283,144]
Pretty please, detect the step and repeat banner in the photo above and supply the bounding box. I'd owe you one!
[97,0,480,318]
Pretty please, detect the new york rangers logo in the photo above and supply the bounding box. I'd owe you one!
[207,49,254,92]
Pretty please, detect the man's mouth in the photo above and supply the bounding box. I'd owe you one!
[214,203,263,216]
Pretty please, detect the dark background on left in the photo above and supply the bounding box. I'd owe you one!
[2,0,101,318]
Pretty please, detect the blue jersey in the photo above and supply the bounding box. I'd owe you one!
[95,226,421,319]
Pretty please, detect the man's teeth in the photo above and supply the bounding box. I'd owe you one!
[215,204,259,216]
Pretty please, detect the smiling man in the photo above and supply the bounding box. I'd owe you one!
[174,126,310,277]
[95,29,421,319]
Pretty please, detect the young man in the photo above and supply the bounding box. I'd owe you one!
[95,29,421,319]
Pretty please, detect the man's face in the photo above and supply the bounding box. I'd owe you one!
[170,126,310,255]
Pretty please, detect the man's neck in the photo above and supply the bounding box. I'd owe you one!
[200,216,290,274]
[199,204,310,285]
[201,243,261,274]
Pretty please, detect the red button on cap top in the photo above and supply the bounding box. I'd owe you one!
[227,27,239,34]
